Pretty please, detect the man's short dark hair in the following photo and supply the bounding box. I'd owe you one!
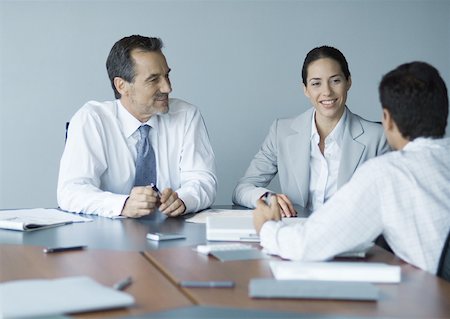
[301,46,351,86]
[106,35,163,99]
[379,61,448,139]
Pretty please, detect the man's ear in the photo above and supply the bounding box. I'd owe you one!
[382,108,394,130]
[382,107,409,149]
[114,77,128,97]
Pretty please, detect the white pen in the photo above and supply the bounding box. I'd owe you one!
[113,276,133,291]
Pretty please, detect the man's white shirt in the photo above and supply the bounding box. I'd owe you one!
[260,137,450,274]
[57,98,217,217]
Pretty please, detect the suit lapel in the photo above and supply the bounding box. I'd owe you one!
[287,108,313,207]
[338,110,365,187]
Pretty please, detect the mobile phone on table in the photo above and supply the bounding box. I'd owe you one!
[146,232,186,241]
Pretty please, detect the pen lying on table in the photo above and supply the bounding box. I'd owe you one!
[113,276,133,291]
[43,245,87,253]
[179,280,235,288]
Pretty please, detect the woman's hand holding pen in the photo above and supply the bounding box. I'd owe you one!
[253,195,282,233]
[274,194,297,217]
[261,192,297,218]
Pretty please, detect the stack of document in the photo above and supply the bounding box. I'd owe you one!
[206,216,259,242]
[205,215,308,242]
[0,276,134,318]
[270,261,401,283]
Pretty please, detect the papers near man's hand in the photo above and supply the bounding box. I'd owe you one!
[206,216,259,242]
[270,261,401,283]
[205,215,308,243]
[0,276,135,318]
[186,209,252,224]
[0,208,92,231]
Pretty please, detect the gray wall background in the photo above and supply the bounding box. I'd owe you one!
[1,0,449,209]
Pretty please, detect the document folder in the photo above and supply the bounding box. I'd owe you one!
[0,276,134,318]
[249,278,379,301]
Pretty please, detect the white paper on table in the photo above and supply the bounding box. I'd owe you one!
[185,209,252,224]
[270,261,401,283]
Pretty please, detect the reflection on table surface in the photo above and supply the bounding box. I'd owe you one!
[0,204,310,251]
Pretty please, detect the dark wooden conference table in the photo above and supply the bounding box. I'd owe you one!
[1,207,450,318]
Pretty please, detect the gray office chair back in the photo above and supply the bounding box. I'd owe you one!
[437,229,450,281]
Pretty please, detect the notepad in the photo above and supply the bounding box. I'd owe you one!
[0,208,92,231]
[0,276,135,318]
[249,278,379,301]
[270,261,401,283]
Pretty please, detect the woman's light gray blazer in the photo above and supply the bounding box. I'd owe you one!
[232,107,390,209]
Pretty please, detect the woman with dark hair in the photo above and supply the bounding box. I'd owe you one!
[233,46,389,216]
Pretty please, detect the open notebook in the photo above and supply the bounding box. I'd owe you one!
[0,208,92,231]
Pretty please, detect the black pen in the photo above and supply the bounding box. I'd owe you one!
[262,192,276,206]
[113,276,133,291]
[149,183,162,196]
[43,245,86,254]
[179,280,235,288]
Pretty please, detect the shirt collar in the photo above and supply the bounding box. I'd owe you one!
[403,137,440,151]
[117,100,159,138]
[310,111,320,143]
[310,107,348,146]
